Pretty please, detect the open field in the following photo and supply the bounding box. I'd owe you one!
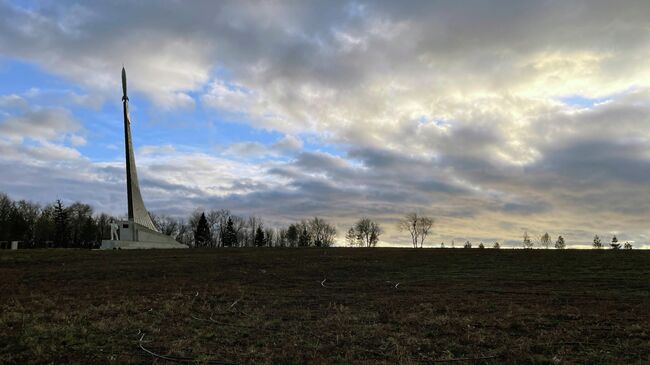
[1,248,649,364]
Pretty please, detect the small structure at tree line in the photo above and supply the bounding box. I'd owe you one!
[0,241,19,250]
[100,68,187,249]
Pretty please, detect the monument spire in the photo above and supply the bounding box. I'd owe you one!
[99,68,187,248]
[121,67,158,232]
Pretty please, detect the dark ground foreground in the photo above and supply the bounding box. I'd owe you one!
[1,248,649,364]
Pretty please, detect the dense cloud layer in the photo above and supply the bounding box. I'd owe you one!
[1,1,650,247]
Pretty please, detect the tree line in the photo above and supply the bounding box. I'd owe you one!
[0,192,637,249]
[0,193,110,248]
[0,193,382,249]
[182,210,341,248]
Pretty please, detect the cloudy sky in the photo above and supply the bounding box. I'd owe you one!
[1,0,650,247]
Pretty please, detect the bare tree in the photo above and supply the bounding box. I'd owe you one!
[231,215,246,247]
[308,217,337,247]
[352,218,382,247]
[176,218,194,247]
[398,213,434,248]
[205,209,230,247]
[246,216,262,247]
[152,214,181,238]
[345,227,358,246]
[398,212,419,248]
[264,227,275,247]
[417,217,434,248]
[540,232,551,249]
[522,231,533,249]
[276,228,288,247]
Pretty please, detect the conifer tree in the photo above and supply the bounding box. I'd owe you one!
[222,217,237,247]
[298,225,310,247]
[593,235,602,249]
[254,226,266,247]
[53,199,69,248]
[286,224,299,247]
[194,212,211,247]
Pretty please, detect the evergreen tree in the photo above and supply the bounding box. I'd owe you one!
[0,193,13,242]
[493,242,500,249]
[593,235,602,249]
[254,226,266,247]
[464,241,472,248]
[478,242,485,249]
[624,242,633,250]
[555,235,566,249]
[298,225,310,247]
[286,224,299,247]
[221,217,237,247]
[194,212,211,247]
[53,200,69,248]
[610,235,620,249]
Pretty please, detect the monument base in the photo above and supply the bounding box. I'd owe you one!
[100,240,188,249]
[100,220,188,249]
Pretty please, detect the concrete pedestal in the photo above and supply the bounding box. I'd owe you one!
[100,220,188,250]
[100,240,188,249]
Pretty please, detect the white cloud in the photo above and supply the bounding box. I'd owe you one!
[0,98,84,163]
[223,135,303,158]
[139,144,176,156]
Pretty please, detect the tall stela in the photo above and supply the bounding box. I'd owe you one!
[121,67,159,232]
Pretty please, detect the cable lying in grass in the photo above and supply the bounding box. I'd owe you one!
[138,332,237,365]
[386,281,400,289]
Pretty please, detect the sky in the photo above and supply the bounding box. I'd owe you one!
[1,0,650,248]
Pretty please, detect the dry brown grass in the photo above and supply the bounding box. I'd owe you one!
[1,248,649,364]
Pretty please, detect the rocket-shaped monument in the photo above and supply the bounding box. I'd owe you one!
[101,68,187,249]
[121,67,158,231]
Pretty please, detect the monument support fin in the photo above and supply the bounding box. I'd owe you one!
[121,67,159,232]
